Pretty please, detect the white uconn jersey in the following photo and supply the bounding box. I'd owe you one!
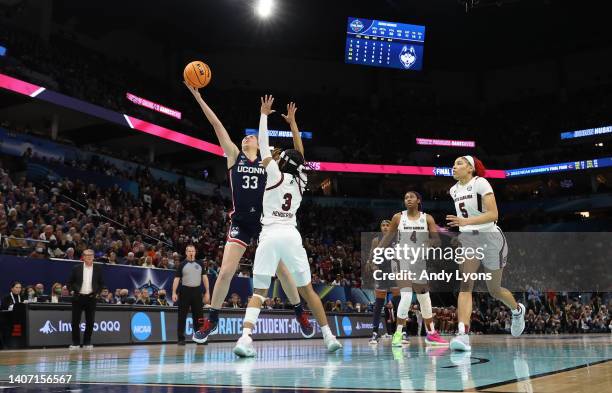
[397,211,429,248]
[450,176,496,232]
[261,160,306,226]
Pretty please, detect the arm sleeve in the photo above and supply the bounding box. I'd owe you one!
[475,177,494,196]
[258,114,271,160]
[265,160,282,187]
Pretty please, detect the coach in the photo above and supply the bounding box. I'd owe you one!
[67,249,104,349]
[172,245,210,345]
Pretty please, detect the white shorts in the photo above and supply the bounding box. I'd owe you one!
[458,226,508,271]
[398,257,428,285]
[253,225,311,285]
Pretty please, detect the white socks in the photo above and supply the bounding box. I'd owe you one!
[321,325,333,339]
[397,289,413,319]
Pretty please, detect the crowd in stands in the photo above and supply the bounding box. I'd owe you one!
[0,152,373,288]
[376,292,612,336]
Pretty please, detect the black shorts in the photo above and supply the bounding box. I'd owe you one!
[226,215,262,248]
[374,258,399,290]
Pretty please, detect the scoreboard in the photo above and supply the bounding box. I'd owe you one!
[345,17,425,71]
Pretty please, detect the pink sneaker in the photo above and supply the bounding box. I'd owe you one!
[425,331,449,347]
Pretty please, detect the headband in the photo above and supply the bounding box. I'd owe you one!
[462,155,475,168]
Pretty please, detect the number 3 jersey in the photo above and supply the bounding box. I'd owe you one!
[261,159,307,227]
[449,176,496,232]
[228,152,266,219]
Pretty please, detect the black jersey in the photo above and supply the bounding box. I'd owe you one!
[228,152,266,219]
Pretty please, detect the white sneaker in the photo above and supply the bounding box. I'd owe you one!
[368,332,379,345]
[450,334,471,352]
[233,335,256,358]
[324,336,342,353]
[68,345,80,350]
[511,303,526,337]
[381,333,391,339]
[83,345,93,350]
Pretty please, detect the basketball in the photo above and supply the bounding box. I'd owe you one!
[183,60,211,88]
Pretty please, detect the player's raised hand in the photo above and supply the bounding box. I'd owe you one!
[260,95,276,115]
[272,147,283,160]
[281,102,298,124]
[184,81,202,100]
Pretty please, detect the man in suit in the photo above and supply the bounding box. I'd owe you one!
[67,249,104,350]
[1,281,23,311]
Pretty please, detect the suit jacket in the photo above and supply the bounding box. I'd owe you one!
[1,293,22,310]
[68,263,104,295]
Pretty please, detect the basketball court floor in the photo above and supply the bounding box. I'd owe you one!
[0,335,610,392]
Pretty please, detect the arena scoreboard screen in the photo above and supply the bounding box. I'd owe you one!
[345,17,425,71]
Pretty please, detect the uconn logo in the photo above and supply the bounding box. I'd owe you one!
[237,166,265,175]
[399,46,417,69]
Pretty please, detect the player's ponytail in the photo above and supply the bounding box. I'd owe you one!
[279,149,307,193]
[473,157,486,177]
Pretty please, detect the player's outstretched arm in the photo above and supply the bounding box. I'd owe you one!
[259,95,276,168]
[282,102,304,158]
[184,82,240,165]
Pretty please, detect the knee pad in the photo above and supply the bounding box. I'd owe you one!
[253,274,272,290]
[397,289,412,319]
[244,307,261,325]
[416,292,433,319]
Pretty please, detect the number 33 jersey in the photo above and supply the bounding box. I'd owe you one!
[261,159,307,227]
[449,176,496,233]
[228,152,266,219]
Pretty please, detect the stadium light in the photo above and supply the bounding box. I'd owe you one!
[255,0,274,18]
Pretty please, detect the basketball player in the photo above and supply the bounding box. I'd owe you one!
[374,191,449,347]
[367,220,403,345]
[233,95,342,357]
[184,84,312,343]
[446,155,525,351]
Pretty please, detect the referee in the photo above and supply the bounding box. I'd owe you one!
[172,245,210,345]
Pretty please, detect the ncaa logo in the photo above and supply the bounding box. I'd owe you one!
[341,317,352,336]
[350,19,364,32]
[131,312,152,341]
